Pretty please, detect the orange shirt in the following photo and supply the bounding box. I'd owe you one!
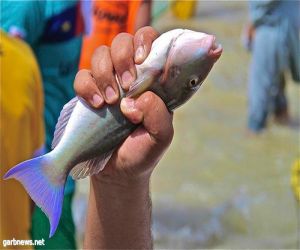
[80,0,141,69]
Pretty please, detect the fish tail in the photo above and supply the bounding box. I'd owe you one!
[3,154,66,237]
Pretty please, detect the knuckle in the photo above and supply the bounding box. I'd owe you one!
[94,66,109,80]
[95,73,115,90]
[93,45,110,57]
[75,81,90,95]
[113,32,132,43]
[74,83,87,96]
[141,91,156,107]
[114,47,132,65]
[81,78,95,88]
[74,70,91,89]
[135,26,159,43]
[75,69,88,81]
[143,26,158,36]
[111,34,133,66]
[91,46,111,73]
[74,74,97,97]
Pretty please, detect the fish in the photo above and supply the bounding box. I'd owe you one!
[4,29,222,237]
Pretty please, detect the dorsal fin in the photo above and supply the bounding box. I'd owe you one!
[51,97,78,149]
[51,96,114,179]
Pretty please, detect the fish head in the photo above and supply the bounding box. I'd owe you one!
[161,30,222,110]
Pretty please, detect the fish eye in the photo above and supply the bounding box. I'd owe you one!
[187,76,200,89]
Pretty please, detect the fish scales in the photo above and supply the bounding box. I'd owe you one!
[56,98,136,168]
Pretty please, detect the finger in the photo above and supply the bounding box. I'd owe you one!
[74,69,104,108]
[120,91,174,145]
[111,33,136,90]
[120,98,143,124]
[134,26,159,64]
[91,46,119,104]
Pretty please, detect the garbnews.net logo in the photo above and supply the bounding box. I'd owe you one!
[3,238,45,247]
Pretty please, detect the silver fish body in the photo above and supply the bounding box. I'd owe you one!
[4,28,222,237]
[53,97,136,177]
[53,29,222,179]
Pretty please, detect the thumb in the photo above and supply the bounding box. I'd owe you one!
[120,92,174,145]
[120,97,144,124]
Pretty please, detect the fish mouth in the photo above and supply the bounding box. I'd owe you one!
[209,36,223,60]
[199,35,222,61]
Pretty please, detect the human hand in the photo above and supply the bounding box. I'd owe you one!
[74,26,174,184]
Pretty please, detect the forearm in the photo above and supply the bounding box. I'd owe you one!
[84,175,153,249]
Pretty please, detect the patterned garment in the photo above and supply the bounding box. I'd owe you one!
[79,0,142,69]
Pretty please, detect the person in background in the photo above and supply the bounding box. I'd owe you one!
[0,1,83,248]
[0,30,45,249]
[245,0,300,134]
[171,0,197,20]
[75,26,172,250]
[79,0,151,70]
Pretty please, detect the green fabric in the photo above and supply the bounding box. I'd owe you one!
[39,35,81,195]
[0,1,78,45]
[0,1,44,44]
[31,192,76,249]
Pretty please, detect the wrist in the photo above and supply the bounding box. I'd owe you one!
[94,164,153,188]
[91,172,150,196]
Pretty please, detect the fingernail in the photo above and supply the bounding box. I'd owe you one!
[92,94,103,107]
[135,46,145,62]
[121,98,135,112]
[105,86,116,102]
[121,71,134,88]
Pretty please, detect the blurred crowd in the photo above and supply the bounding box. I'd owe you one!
[0,0,299,249]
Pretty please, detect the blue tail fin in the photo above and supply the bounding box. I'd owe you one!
[3,154,66,237]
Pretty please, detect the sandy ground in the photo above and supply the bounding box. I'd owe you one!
[73,1,300,249]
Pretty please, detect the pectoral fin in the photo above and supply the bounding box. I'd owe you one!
[70,150,114,180]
